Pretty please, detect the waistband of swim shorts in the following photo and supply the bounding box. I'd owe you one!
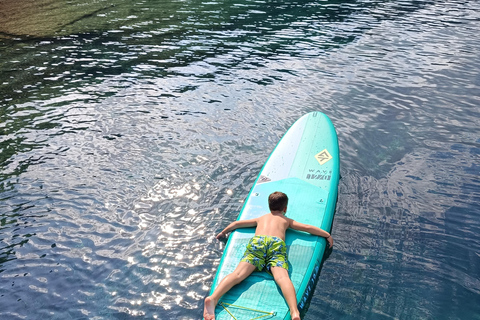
[252,235,286,244]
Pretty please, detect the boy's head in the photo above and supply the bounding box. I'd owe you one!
[268,191,288,212]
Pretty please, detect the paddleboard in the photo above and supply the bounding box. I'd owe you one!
[208,111,340,319]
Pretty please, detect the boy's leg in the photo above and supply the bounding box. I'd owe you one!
[271,266,300,320]
[210,261,256,301]
[204,262,256,319]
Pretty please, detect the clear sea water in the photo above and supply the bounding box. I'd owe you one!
[1,0,479,319]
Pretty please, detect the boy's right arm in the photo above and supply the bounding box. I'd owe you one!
[288,219,334,247]
[216,218,258,239]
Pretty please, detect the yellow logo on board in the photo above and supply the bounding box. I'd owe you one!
[315,149,332,165]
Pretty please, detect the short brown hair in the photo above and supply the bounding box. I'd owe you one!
[268,192,288,211]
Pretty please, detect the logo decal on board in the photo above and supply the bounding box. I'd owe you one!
[315,149,332,165]
[257,175,271,184]
[306,169,332,180]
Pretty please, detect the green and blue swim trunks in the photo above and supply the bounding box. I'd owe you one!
[240,235,289,272]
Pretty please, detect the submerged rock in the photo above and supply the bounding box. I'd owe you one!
[0,0,113,39]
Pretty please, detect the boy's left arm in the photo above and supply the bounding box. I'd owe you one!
[288,219,334,247]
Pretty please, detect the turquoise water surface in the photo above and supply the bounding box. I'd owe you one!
[1,0,479,319]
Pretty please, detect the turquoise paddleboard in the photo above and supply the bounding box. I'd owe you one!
[209,112,340,320]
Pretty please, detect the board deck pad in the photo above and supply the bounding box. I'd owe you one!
[209,112,340,320]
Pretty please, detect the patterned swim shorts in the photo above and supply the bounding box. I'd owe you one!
[240,235,289,272]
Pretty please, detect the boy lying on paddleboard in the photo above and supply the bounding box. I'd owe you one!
[204,191,333,320]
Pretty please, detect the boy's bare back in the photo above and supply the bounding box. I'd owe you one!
[254,212,291,240]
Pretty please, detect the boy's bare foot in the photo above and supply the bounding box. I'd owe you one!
[203,296,216,320]
[291,310,301,320]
